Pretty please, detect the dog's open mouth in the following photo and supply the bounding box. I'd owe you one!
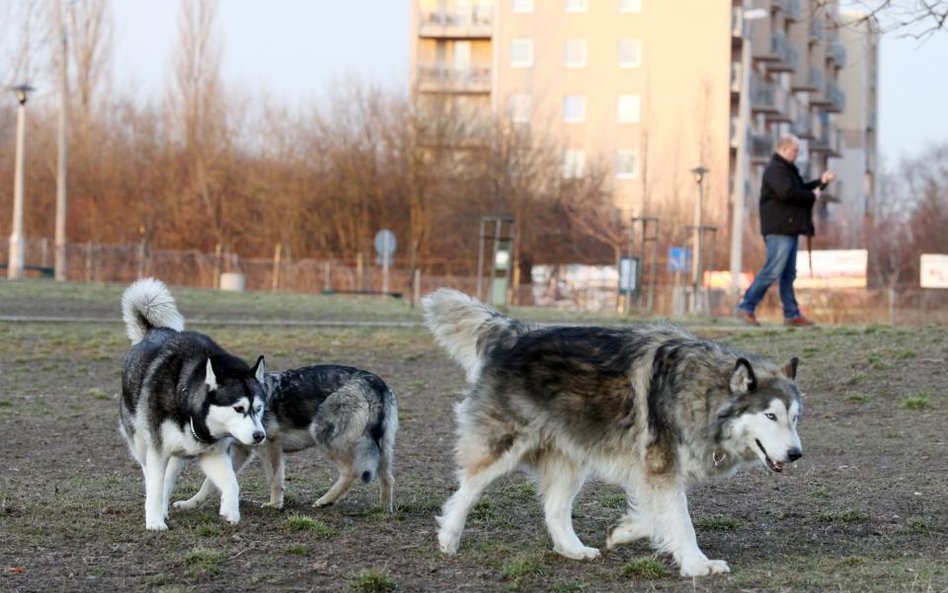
[756,439,784,473]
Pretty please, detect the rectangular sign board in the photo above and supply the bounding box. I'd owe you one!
[920,254,948,288]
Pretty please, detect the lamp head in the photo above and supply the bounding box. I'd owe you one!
[690,166,709,184]
[11,84,35,105]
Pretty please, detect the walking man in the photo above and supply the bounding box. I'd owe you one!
[737,134,835,327]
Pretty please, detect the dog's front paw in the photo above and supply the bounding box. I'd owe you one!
[261,500,285,510]
[145,519,169,531]
[437,529,460,555]
[679,558,730,577]
[173,498,200,510]
[554,545,601,561]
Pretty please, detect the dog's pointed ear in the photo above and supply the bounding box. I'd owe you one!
[730,358,757,393]
[782,356,800,380]
[252,355,265,384]
[204,358,218,391]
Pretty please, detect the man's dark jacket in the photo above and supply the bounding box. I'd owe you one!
[759,153,826,237]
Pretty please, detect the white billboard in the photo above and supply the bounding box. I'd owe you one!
[795,249,868,288]
[920,254,948,288]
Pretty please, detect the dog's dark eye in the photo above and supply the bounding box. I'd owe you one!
[765,413,777,421]
[234,406,245,414]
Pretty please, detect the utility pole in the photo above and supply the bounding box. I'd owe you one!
[55,8,70,282]
[690,166,709,314]
[8,84,34,280]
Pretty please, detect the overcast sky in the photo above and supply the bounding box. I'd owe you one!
[94,1,948,166]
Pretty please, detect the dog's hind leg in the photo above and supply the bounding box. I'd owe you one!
[314,454,358,508]
[143,448,171,530]
[161,456,188,517]
[377,442,395,513]
[438,439,527,555]
[639,482,730,577]
[261,441,286,509]
[535,452,599,560]
[198,451,241,525]
[606,482,653,549]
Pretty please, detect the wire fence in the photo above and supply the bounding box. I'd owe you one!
[2,237,948,325]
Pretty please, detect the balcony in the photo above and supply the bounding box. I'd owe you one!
[766,32,797,72]
[825,81,846,113]
[779,0,802,21]
[792,112,814,139]
[730,60,743,94]
[811,121,842,157]
[827,40,847,68]
[731,6,744,38]
[808,18,824,42]
[418,8,493,39]
[751,133,775,163]
[416,63,492,93]
[751,77,791,122]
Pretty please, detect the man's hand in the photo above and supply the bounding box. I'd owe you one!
[813,188,822,200]
[821,170,836,184]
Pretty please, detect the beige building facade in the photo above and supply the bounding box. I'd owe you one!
[410,0,877,267]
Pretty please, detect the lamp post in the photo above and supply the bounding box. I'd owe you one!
[8,84,34,280]
[730,5,769,301]
[690,165,709,314]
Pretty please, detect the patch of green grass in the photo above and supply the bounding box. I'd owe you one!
[517,481,537,499]
[817,508,870,524]
[693,516,739,531]
[867,353,886,370]
[620,556,666,579]
[0,399,11,407]
[549,583,587,592]
[598,492,626,510]
[286,544,307,555]
[470,498,495,522]
[502,550,550,588]
[183,548,224,576]
[809,486,831,499]
[285,514,337,538]
[904,517,930,534]
[901,394,929,410]
[846,392,870,403]
[394,494,442,515]
[350,569,396,593]
[194,522,222,537]
[837,556,868,567]
[895,349,916,359]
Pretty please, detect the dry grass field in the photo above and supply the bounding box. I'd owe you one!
[1,280,946,593]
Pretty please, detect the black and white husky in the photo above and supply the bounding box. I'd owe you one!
[120,278,267,530]
[174,364,398,512]
[423,288,805,577]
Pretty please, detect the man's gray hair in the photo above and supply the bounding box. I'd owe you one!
[775,134,800,152]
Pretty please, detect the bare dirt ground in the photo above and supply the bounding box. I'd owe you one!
[1,281,946,593]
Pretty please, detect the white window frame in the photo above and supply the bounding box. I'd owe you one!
[617,94,641,124]
[619,0,642,13]
[508,93,533,123]
[564,39,588,68]
[565,0,589,13]
[563,95,586,123]
[618,39,642,68]
[562,149,586,179]
[511,38,534,68]
[512,0,534,13]
[616,149,638,179]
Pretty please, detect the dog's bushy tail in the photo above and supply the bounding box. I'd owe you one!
[356,385,398,485]
[421,288,530,383]
[121,277,185,345]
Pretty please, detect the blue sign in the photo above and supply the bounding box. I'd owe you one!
[668,247,691,273]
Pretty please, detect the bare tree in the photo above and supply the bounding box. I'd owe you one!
[829,0,948,38]
[63,0,112,125]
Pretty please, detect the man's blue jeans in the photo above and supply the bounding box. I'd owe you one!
[738,234,802,320]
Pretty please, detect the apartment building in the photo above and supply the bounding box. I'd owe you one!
[409,0,877,263]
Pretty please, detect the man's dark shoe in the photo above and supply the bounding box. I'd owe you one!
[737,310,760,326]
[784,315,815,327]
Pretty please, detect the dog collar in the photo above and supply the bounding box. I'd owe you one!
[190,417,207,443]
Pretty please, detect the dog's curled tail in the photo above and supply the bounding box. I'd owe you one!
[121,277,185,345]
[422,288,528,383]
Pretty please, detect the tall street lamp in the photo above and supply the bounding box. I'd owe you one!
[730,5,769,302]
[8,83,34,280]
[690,165,709,314]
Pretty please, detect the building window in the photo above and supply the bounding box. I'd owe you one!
[512,0,534,13]
[617,94,641,123]
[616,150,637,178]
[563,95,586,123]
[565,0,588,13]
[563,149,586,178]
[619,0,642,13]
[508,94,533,123]
[564,39,588,68]
[618,39,642,68]
[511,39,534,68]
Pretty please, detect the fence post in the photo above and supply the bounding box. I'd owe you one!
[888,288,896,325]
[323,261,331,292]
[272,243,282,292]
[84,241,93,283]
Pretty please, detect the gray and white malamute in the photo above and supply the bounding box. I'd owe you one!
[423,288,804,577]
[174,364,397,512]
[120,278,267,530]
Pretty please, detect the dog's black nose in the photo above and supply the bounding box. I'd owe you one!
[252,431,266,443]
[787,448,802,462]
